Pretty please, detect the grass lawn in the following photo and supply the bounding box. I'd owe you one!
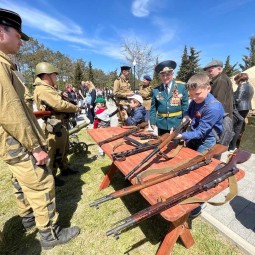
[0,129,244,255]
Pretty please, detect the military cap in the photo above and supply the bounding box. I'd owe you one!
[155,60,177,74]
[203,60,223,71]
[121,66,131,71]
[95,97,106,104]
[0,8,29,41]
[143,75,152,81]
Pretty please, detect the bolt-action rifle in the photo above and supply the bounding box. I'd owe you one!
[33,110,54,119]
[89,143,227,208]
[112,133,169,161]
[98,121,148,147]
[124,119,190,180]
[106,149,251,239]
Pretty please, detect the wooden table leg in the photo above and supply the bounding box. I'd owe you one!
[156,214,195,255]
[99,163,117,190]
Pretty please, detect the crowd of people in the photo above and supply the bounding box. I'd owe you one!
[0,7,254,251]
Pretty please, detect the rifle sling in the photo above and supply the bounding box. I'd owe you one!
[179,174,237,206]
[136,144,185,182]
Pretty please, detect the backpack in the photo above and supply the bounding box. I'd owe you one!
[203,100,235,146]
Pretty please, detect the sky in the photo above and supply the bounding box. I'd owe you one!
[1,0,255,75]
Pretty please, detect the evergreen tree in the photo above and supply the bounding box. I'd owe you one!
[176,46,200,82]
[223,56,238,77]
[240,35,255,71]
[88,61,94,83]
[151,57,160,87]
[73,62,84,88]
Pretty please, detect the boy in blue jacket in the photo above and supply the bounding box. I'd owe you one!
[121,95,146,126]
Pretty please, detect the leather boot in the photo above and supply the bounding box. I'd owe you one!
[39,225,80,249]
[22,212,36,231]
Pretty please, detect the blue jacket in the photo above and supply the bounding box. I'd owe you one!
[125,106,146,126]
[182,93,224,142]
[149,80,189,130]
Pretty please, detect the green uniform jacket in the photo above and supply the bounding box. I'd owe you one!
[139,83,152,110]
[0,52,46,161]
[33,78,79,119]
[149,80,189,130]
[113,74,132,106]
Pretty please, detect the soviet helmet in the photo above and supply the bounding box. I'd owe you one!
[35,62,59,76]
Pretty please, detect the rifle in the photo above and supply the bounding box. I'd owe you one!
[124,119,190,180]
[68,121,90,135]
[110,95,125,126]
[89,144,227,208]
[33,110,53,119]
[112,133,169,161]
[98,121,148,147]
[106,149,251,239]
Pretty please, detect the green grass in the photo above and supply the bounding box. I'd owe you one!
[0,130,244,255]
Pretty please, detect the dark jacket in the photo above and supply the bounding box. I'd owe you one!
[125,106,146,126]
[234,82,254,111]
[210,73,233,119]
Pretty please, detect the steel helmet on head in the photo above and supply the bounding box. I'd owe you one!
[35,62,59,76]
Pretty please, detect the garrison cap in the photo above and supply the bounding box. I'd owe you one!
[203,60,223,71]
[143,75,152,81]
[155,60,177,74]
[121,66,131,71]
[95,97,106,104]
[0,8,29,41]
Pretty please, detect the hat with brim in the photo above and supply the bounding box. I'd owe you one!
[0,8,29,41]
[127,94,143,104]
[203,60,223,71]
[121,66,131,71]
[155,60,177,74]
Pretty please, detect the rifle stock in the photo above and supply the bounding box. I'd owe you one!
[98,121,148,147]
[124,119,190,180]
[106,149,251,238]
[89,144,227,208]
[33,110,53,119]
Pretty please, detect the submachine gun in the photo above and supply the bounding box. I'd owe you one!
[106,149,251,239]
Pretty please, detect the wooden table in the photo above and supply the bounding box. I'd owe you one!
[88,127,245,255]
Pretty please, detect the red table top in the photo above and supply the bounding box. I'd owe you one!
[88,127,245,222]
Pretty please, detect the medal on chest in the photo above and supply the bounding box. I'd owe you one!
[170,85,181,106]
[156,91,164,101]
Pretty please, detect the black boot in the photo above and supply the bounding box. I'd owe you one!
[39,225,80,250]
[54,176,65,186]
[22,212,36,231]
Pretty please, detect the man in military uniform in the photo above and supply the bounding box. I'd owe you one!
[139,74,152,122]
[0,8,80,249]
[33,62,80,186]
[113,66,134,125]
[150,60,189,135]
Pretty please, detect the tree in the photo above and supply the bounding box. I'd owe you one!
[176,46,201,82]
[121,39,157,81]
[240,35,255,71]
[151,57,160,87]
[223,56,238,77]
[87,61,94,84]
[73,62,84,88]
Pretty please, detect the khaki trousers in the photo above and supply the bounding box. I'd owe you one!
[8,157,58,230]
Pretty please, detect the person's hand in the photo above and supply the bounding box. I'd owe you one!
[32,146,49,166]
[120,109,128,119]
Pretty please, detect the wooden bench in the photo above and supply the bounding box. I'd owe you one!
[88,127,245,255]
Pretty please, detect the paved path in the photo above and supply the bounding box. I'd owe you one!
[78,101,255,255]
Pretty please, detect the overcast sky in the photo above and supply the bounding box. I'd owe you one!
[1,0,254,75]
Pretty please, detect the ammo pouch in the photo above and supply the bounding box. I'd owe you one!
[46,118,62,134]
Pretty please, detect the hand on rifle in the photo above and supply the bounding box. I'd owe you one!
[120,109,128,120]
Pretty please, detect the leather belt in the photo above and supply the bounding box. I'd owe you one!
[158,111,182,117]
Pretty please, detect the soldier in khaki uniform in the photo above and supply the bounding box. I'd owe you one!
[113,66,134,125]
[139,75,153,122]
[0,8,80,249]
[33,62,80,186]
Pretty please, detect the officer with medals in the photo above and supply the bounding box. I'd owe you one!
[150,60,189,135]
[113,66,134,124]
[139,75,153,122]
